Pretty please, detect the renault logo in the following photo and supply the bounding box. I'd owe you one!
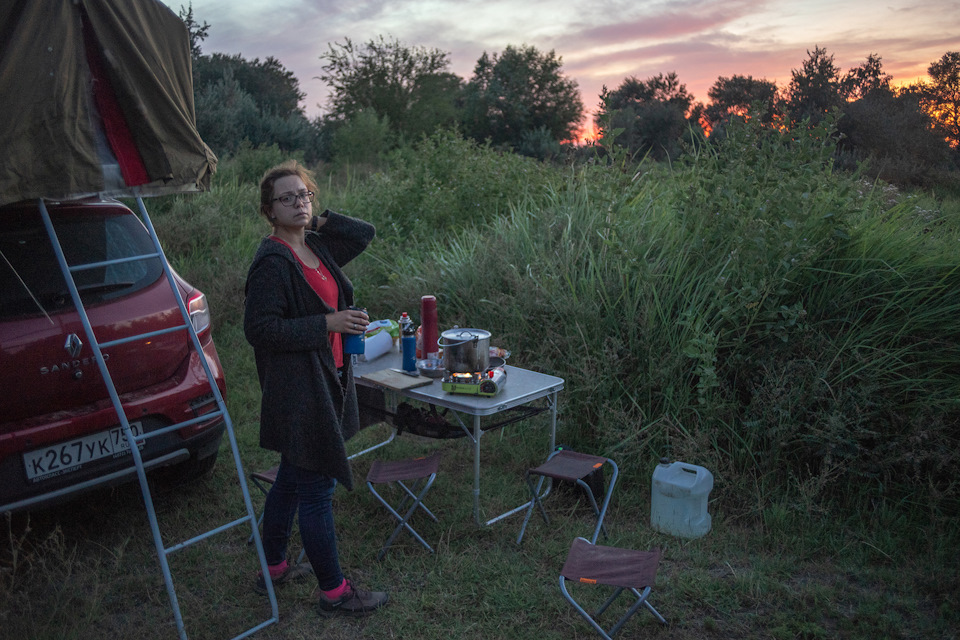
[64,333,83,358]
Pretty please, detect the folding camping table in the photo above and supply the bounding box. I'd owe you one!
[354,351,564,526]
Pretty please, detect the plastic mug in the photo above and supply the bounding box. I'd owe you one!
[342,306,366,355]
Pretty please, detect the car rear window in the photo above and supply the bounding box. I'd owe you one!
[0,206,163,320]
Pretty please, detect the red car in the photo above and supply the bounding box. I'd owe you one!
[0,198,226,513]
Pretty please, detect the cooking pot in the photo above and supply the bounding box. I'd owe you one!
[439,327,490,373]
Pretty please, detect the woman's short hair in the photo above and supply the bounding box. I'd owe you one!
[258,160,318,222]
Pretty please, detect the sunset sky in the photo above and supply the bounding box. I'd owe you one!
[161,0,959,137]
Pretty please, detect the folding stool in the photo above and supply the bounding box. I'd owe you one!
[516,449,618,545]
[366,452,441,560]
[559,537,667,639]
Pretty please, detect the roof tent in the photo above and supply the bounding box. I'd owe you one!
[0,0,217,206]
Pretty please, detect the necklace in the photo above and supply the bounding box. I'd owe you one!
[298,248,327,280]
[270,235,328,280]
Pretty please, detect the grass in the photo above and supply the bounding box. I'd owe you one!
[3,123,959,639]
[3,430,956,639]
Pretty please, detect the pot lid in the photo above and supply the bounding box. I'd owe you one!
[441,327,491,339]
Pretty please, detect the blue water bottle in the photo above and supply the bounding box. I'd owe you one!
[400,312,416,372]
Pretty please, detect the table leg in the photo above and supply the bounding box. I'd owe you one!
[473,413,482,525]
[479,392,562,527]
[540,390,559,501]
[548,390,557,451]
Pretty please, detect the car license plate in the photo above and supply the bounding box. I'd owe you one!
[23,421,145,483]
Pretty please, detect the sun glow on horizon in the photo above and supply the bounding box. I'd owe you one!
[576,120,599,144]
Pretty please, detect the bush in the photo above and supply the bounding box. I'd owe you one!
[331,129,557,241]
[194,72,262,156]
[516,126,561,161]
[195,70,322,161]
[213,142,299,187]
[330,110,393,165]
[837,89,957,189]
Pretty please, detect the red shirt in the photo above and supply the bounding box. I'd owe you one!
[270,237,343,367]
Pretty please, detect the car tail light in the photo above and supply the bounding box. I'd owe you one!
[189,392,218,417]
[187,292,211,336]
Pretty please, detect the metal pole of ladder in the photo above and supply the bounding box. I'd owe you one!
[133,196,281,637]
[37,197,279,640]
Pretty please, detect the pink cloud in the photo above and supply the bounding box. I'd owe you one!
[574,0,763,44]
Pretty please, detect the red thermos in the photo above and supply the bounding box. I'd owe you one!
[420,295,439,361]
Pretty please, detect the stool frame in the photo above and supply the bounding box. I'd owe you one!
[366,453,441,561]
[517,449,618,545]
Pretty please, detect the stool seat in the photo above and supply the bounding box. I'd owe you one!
[517,449,618,545]
[559,537,667,639]
[367,454,440,484]
[366,453,441,560]
[251,466,278,486]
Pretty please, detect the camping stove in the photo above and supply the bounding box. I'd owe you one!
[441,365,507,396]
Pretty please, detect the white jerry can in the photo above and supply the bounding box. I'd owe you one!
[650,458,714,539]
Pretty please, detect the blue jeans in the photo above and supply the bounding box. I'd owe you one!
[261,456,344,591]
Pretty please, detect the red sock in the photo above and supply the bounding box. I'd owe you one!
[322,578,348,599]
[267,559,289,579]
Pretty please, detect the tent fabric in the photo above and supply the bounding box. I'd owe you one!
[0,0,217,207]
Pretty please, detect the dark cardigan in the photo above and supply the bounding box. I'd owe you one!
[243,211,375,491]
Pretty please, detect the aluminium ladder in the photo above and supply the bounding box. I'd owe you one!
[35,195,279,640]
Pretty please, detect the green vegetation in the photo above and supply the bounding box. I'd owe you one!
[3,118,958,639]
[318,36,463,145]
[597,72,700,161]
[460,44,585,151]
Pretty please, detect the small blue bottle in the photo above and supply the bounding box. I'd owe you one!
[400,312,416,372]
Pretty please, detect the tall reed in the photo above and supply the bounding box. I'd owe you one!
[363,120,960,519]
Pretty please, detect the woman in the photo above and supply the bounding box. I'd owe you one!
[243,160,388,617]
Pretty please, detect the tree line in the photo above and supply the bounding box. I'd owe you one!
[180,6,959,190]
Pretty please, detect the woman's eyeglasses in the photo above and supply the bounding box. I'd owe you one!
[272,191,315,207]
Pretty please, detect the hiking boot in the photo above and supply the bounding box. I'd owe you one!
[254,561,314,595]
[317,579,389,617]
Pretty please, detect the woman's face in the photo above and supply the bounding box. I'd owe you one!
[268,175,313,230]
